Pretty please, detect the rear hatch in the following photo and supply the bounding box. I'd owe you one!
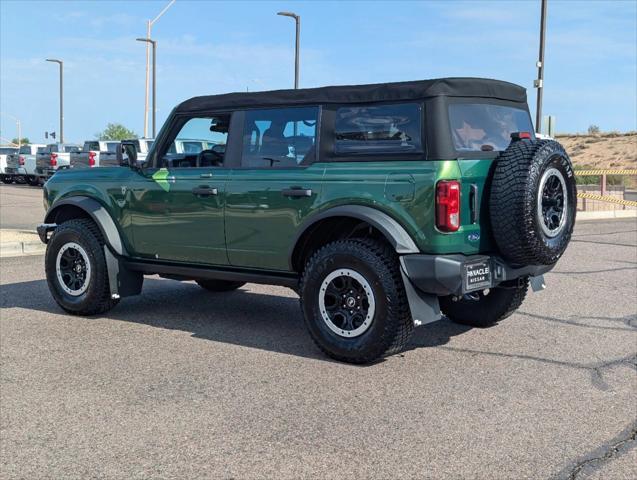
[36,146,52,171]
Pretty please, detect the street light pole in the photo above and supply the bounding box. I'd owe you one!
[0,112,21,147]
[277,11,300,89]
[142,0,176,138]
[46,59,64,143]
[535,0,548,133]
[137,38,157,137]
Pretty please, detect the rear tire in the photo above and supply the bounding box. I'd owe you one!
[27,175,40,186]
[300,238,413,364]
[45,219,119,315]
[439,280,528,328]
[196,279,245,292]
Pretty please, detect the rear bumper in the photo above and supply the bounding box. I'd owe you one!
[400,253,554,297]
[35,167,56,178]
[4,167,26,175]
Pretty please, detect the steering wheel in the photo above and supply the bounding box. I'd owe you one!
[196,149,224,167]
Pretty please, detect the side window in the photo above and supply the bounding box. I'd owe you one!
[241,107,318,168]
[334,103,422,155]
[162,115,230,168]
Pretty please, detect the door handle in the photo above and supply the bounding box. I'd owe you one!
[192,186,218,197]
[469,184,479,224]
[282,187,312,198]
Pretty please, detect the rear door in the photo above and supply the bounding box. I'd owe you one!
[225,106,323,271]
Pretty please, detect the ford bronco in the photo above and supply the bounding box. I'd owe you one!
[38,78,576,363]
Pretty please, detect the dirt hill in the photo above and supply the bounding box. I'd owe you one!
[557,132,637,170]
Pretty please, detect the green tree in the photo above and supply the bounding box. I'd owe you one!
[11,137,30,145]
[96,123,138,141]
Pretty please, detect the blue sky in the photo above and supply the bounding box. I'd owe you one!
[1,0,635,144]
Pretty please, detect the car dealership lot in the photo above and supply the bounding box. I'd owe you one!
[1,196,635,478]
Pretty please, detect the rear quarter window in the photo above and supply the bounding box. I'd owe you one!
[449,103,534,152]
[334,103,422,155]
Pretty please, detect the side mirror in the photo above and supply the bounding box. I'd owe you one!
[119,142,138,168]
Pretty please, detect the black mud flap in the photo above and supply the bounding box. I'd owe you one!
[104,246,143,299]
[400,268,441,327]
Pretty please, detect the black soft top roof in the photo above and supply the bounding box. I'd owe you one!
[175,77,526,113]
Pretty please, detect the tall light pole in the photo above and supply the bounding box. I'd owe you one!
[45,59,64,143]
[0,112,21,147]
[137,38,157,138]
[142,0,176,138]
[277,11,300,89]
[534,0,548,133]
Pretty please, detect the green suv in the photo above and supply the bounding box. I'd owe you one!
[38,78,576,363]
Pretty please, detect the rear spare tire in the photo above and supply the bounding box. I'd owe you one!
[489,139,576,266]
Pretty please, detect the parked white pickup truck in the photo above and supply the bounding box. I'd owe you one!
[4,144,47,186]
[70,140,120,169]
[35,143,81,181]
[0,147,19,184]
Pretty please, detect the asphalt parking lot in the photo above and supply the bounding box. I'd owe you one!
[0,183,43,231]
[0,182,636,479]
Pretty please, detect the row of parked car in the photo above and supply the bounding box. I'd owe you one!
[0,138,154,186]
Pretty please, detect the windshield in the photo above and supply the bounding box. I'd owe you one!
[449,103,534,152]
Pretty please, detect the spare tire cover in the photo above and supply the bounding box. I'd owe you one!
[489,139,577,266]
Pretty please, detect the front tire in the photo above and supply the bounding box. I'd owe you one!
[439,280,528,328]
[300,238,413,364]
[0,175,12,184]
[45,219,119,315]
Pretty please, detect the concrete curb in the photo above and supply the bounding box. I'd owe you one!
[576,210,637,221]
[0,240,46,258]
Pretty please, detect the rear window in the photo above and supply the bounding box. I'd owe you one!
[64,145,81,153]
[19,146,31,154]
[105,142,119,153]
[449,103,534,152]
[85,142,100,151]
[334,103,422,155]
[0,148,18,155]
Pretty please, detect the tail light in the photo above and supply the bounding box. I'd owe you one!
[436,180,461,232]
[88,151,96,167]
[50,153,58,166]
[19,156,25,166]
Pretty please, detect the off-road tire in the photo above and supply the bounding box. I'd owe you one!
[299,238,413,364]
[489,139,576,266]
[196,279,245,292]
[0,175,12,184]
[439,279,528,328]
[45,218,119,315]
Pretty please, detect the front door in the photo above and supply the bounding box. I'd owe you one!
[128,114,234,265]
[225,106,323,271]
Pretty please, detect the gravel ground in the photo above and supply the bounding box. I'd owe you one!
[1,218,636,479]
